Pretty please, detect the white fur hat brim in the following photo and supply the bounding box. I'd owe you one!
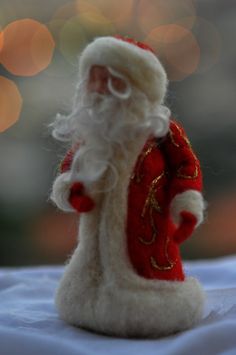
[79,36,168,104]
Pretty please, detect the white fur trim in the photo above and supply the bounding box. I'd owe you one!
[79,36,168,104]
[56,271,205,337]
[51,172,74,212]
[55,135,205,337]
[171,190,205,227]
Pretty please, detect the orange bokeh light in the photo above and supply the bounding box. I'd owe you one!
[0,76,22,133]
[33,210,78,260]
[138,0,196,35]
[0,19,55,76]
[146,25,200,81]
[0,31,3,52]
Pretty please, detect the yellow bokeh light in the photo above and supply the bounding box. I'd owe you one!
[53,0,100,21]
[59,13,115,65]
[59,17,88,65]
[77,0,134,25]
[138,0,196,35]
[0,76,22,133]
[53,1,81,21]
[146,25,200,81]
[0,19,55,76]
[53,0,134,26]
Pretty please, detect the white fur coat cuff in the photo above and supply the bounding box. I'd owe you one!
[170,190,205,227]
[51,172,75,212]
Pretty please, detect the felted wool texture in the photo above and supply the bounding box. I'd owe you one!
[171,190,205,227]
[51,172,74,213]
[78,36,168,105]
[126,120,203,281]
[162,121,203,199]
[56,126,205,337]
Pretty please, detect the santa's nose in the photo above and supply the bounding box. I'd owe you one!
[88,65,109,94]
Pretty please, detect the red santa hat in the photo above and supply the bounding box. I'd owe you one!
[78,35,168,104]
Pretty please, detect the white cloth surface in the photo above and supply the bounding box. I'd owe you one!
[0,256,236,355]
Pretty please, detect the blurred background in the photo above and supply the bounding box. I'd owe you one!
[0,0,235,266]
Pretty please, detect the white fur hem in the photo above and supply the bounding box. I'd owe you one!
[170,190,205,227]
[50,172,74,212]
[56,275,205,338]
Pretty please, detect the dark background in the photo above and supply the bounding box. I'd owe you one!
[0,0,236,266]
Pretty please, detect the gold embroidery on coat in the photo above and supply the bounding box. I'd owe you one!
[170,122,199,180]
[177,163,199,179]
[131,140,158,183]
[150,237,177,271]
[169,122,192,148]
[138,172,164,245]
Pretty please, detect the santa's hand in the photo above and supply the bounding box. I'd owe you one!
[69,182,95,213]
[51,172,75,212]
[170,190,205,228]
[173,211,197,244]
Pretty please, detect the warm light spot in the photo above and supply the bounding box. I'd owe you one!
[191,194,236,258]
[0,19,55,76]
[146,25,200,81]
[0,76,22,132]
[138,0,196,35]
[0,31,4,52]
[192,17,221,73]
[33,210,78,261]
[77,0,134,25]
[59,17,89,65]
[53,0,99,21]
[53,0,133,26]
[59,14,114,65]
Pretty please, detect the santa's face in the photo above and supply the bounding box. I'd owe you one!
[87,65,129,97]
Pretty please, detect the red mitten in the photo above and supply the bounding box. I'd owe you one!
[70,182,85,196]
[173,211,197,244]
[69,182,95,213]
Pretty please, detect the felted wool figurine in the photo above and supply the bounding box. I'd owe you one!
[51,35,205,338]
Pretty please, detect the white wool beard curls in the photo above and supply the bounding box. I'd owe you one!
[51,68,171,190]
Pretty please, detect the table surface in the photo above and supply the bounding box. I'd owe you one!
[1,256,236,355]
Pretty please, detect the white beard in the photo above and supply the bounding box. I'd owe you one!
[52,84,171,190]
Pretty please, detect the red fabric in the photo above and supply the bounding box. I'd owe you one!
[173,211,197,244]
[69,182,95,213]
[60,148,74,173]
[60,148,95,212]
[114,35,155,54]
[70,192,95,213]
[126,120,202,281]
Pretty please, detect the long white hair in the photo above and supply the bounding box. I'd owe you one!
[51,67,171,191]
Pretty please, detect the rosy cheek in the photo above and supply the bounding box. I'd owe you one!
[88,66,110,94]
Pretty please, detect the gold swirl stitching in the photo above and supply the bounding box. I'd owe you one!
[131,140,158,183]
[169,122,192,148]
[177,163,199,179]
[170,122,199,180]
[138,172,164,245]
[150,237,177,271]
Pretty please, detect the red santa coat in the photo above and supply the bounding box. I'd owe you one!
[60,120,202,282]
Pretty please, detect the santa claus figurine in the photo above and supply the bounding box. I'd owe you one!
[51,35,205,337]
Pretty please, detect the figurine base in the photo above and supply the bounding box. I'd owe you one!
[56,270,204,338]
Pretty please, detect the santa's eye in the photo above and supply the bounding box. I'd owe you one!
[111,76,127,92]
